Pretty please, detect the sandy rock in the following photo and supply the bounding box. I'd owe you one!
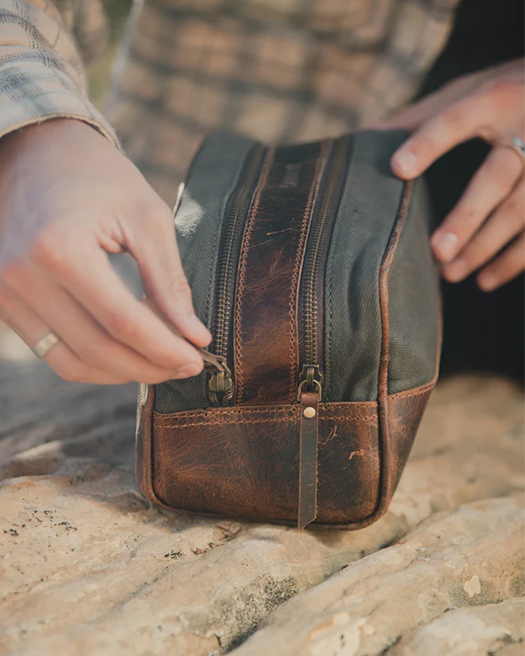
[0,347,523,656]
[387,597,525,656]
[233,495,524,656]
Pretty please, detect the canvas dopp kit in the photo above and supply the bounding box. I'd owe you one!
[136,129,441,530]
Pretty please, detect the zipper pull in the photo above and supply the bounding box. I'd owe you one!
[297,365,321,401]
[297,365,321,529]
[206,358,234,406]
[141,297,226,371]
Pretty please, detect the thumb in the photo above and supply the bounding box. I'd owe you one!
[125,202,212,348]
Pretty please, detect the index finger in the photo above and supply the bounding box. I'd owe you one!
[55,246,205,375]
[391,92,494,179]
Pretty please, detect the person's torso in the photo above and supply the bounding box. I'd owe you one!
[105,0,461,202]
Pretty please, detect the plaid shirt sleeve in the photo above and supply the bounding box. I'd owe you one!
[0,0,118,146]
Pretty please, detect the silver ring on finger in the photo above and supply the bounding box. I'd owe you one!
[31,332,60,358]
[496,136,525,174]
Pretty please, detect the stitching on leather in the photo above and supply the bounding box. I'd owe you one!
[157,411,295,420]
[325,136,352,402]
[155,416,379,428]
[139,384,157,500]
[154,407,379,428]
[157,417,296,428]
[156,406,295,418]
[234,149,275,403]
[388,382,435,400]
[153,401,377,421]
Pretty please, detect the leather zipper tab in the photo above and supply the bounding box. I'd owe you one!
[298,385,320,529]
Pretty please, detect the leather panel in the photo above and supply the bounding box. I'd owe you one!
[388,384,434,493]
[150,402,380,525]
[234,141,330,405]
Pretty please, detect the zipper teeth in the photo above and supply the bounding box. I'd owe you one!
[303,139,348,366]
[214,145,265,359]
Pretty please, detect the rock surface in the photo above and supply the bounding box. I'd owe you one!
[0,329,523,656]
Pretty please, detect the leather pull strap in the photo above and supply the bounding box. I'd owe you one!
[298,390,320,529]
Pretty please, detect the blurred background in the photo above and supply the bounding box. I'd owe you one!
[88,0,133,107]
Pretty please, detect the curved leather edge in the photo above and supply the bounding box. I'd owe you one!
[135,383,157,504]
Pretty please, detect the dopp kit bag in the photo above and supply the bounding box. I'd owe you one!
[136,129,441,529]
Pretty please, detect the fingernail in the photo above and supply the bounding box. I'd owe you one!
[477,273,497,292]
[393,150,418,176]
[443,258,467,282]
[178,361,204,378]
[432,232,459,262]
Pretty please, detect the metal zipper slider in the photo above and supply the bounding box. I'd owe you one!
[297,364,322,402]
[207,359,234,406]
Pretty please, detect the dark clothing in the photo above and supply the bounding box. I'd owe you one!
[421,0,525,382]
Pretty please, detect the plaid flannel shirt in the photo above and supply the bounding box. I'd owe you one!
[0,0,461,203]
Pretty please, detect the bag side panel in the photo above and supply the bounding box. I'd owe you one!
[387,176,441,394]
[324,129,409,403]
[373,180,439,525]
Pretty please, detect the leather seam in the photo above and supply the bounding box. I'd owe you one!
[156,418,297,427]
[373,180,414,523]
[387,382,435,400]
[154,413,379,428]
[234,148,275,403]
[153,401,378,419]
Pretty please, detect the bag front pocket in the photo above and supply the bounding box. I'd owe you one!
[149,400,380,526]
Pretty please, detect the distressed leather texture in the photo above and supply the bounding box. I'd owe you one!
[136,130,441,529]
[136,386,433,528]
[235,142,329,405]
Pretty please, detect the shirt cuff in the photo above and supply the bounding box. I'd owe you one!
[0,59,120,148]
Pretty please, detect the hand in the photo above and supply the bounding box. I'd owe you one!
[0,118,211,384]
[377,59,524,291]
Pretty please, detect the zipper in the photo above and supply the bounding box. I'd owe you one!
[296,135,351,529]
[207,144,266,406]
[298,135,351,403]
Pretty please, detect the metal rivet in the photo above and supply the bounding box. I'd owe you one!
[303,407,316,419]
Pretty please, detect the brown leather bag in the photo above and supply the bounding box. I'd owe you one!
[136,130,441,530]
